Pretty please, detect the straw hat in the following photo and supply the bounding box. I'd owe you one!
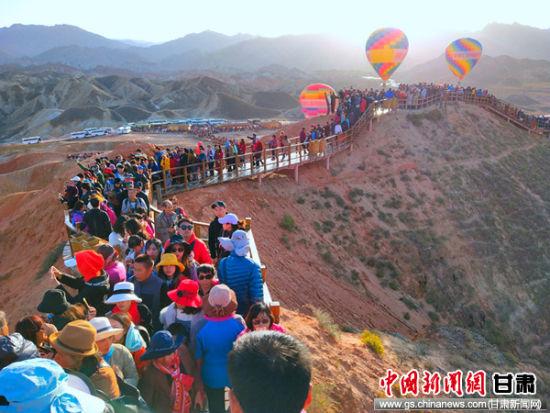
[50,320,99,357]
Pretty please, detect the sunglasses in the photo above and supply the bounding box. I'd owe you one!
[252,318,270,325]
[198,273,214,280]
[174,247,185,252]
[179,225,193,230]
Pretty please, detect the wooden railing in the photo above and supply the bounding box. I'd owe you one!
[148,91,549,201]
[394,91,550,135]
[169,216,280,322]
[150,101,383,201]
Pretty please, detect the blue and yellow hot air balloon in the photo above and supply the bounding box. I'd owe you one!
[445,38,483,81]
[366,28,409,82]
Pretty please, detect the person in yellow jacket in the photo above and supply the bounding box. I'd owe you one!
[160,153,172,187]
[160,154,171,171]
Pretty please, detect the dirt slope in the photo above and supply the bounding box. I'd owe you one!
[1,103,550,410]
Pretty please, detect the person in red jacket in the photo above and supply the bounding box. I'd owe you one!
[164,218,213,265]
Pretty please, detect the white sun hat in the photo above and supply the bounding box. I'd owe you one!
[105,281,142,304]
[89,317,124,341]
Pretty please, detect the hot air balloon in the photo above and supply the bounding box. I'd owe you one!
[445,38,482,81]
[299,83,335,119]
[365,28,409,82]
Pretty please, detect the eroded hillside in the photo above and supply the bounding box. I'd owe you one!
[1,103,549,410]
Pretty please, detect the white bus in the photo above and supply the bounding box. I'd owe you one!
[116,126,132,135]
[70,131,88,139]
[21,136,42,144]
[85,127,112,137]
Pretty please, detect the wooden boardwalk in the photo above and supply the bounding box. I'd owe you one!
[150,91,549,201]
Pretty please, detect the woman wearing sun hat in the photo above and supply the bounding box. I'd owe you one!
[50,319,121,399]
[194,284,245,413]
[0,358,110,413]
[157,252,186,290]
[138,330,194,413]
[89,317,139,387]
[165,236,199,281]
[159,279,203,331]
[104,281,153,334]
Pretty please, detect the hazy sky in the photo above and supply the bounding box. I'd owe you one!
[1,0,548,43]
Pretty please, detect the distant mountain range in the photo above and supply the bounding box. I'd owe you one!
[0,69,301,142]
[1,22,548,74]
[1,22,549,142]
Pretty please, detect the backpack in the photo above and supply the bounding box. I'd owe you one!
[107,376,152,413]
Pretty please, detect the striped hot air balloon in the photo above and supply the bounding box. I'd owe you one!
[445,38,483,81]
[299,83,335,119]
[366,28,409,82]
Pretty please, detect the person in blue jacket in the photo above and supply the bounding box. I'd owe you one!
[217,230,263,316]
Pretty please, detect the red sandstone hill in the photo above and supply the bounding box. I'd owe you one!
[1,103,550,410]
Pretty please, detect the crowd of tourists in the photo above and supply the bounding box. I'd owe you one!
[0,151,312,413]
[3,81,548,413]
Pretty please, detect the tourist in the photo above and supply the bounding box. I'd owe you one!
[159,279,203,331]
[107,312,147,373]
[105,281,153,334]
[138,330,194,413]
[170,196,188,218]
[50,250,110,315]
[164,236,198,280]
[89,317,139,387]
[157,252,185,290]
[228,332,312,413]
[37,289,89,330]
[70,200,87,231]
[83,197,112,240]
[0,333,39,370]
[155,199,178,244]
[97,244,126,289]
[50,320,121,399]
[239,303,285,336]
[59,176,80,209]
[0,358,109,412]
[217,230,263,315]
[196,264,219,297]
[144,238,163,265]
[125,234,145,265]
[0,311,8,336]
[195,285,245,413]
[14,315,49,349]
[217,213,239,260]
[174,218,213,265]
[121,183,147,215]
[129,254,168,331]
[108,215,128,257]
[208,200,227,260]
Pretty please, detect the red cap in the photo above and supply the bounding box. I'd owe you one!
[75,250,105,281]
[167,279,202,308]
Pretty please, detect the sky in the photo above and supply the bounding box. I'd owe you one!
[1,0,549,44]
